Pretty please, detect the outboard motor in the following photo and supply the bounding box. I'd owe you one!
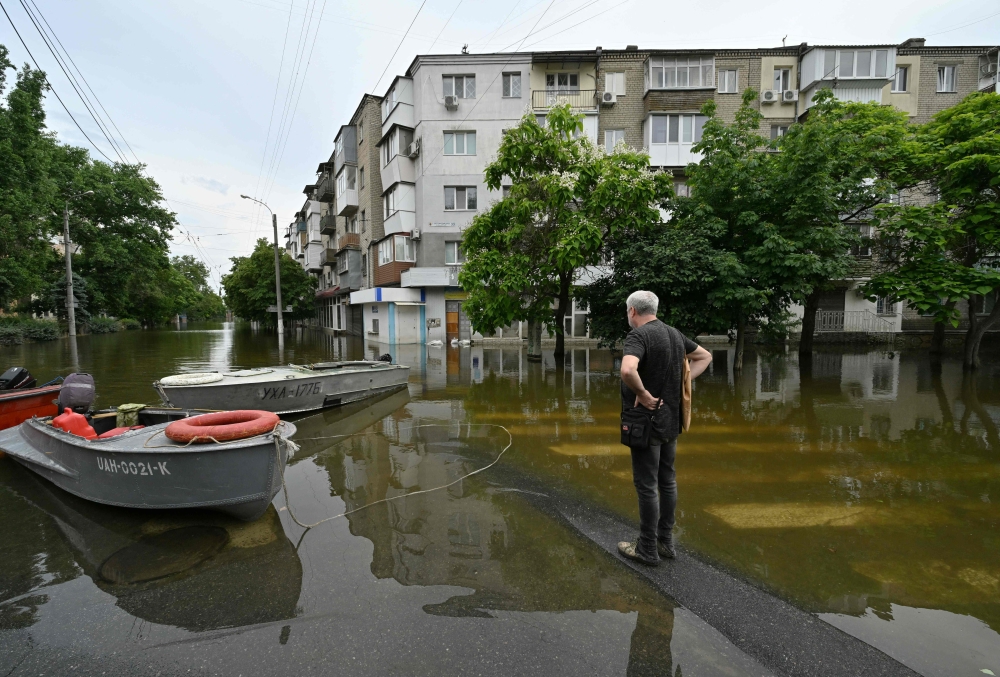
[0,367,35,390]
[57,372,96,414]
[378,353,393,364]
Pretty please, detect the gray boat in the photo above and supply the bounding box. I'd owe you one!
[153,362,410,415]
[0,407,296,522]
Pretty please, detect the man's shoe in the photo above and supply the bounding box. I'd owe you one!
[617,541,660,567]
[657,536,676,559]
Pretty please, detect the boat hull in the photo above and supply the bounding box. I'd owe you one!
[156,364,410,414]
[0,385,60,431]
[0,418,296,521]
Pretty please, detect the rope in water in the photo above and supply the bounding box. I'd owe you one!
[274,423,514,531]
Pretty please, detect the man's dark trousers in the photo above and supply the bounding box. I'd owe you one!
[629,437,678,560]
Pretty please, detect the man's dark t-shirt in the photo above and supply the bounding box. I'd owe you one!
[621,319,699,442]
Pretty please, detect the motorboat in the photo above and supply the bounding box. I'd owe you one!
[0,397,297,522]
[0,367,61,431]
[153,361,410,415]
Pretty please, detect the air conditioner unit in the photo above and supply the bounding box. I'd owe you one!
[782,89,799,102]
[406,139,420,158]
[444,95,459,110]
[761,89,778,104]
[410,228,420,240]
[601,91,617,105]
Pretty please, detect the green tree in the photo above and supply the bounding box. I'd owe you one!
[222,238,316,325]
[460,105,672,359]
[865,92,1000,369]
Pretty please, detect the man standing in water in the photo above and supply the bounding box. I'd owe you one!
[618,290,712,566]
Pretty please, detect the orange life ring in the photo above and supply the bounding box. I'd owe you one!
[165,410,280,444]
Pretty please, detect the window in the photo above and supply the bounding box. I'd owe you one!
[358,121,363,144]
[382,127,413,166]
[502,72,521,97]
[824,50,890,78]
[443,75,475,98]
[876,296,895,315]
[444,186,477,211]
[378,239,392,265]
[718,69,738,93]
[371,318,379,334]
[604,129,625,151]
[502,185,511,198]
[384,186,398,219]
[445,241,466,264]
[382,87,397,118]
[648,56,715,89]
[337,166,356,196]
[348,216,358,234]
[546,73,579,91]
[937,65,956,92]
[650,115,708,144]
[394,235,414,262]
[605,71,626,95]
[773,68,790,92]
[770,125,789,140]
[674,181,690,197]
[891,66,908,92]
[443,131,476,155]
[360,209,366,232]
[362,253,367,275]
[338,251,349,274]
[852,224,872,257]
[359,167,365,189]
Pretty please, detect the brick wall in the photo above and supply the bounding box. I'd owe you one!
[907,48,985,124]
[596,52,647,150]
[353,95,383,286]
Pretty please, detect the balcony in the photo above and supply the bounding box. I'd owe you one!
[317,174,335,202]
[320,248,337,267]
[380,154,415,190]
[401,266,459,288]
[333,125,357,176]
[532,89,597,110]
[384,209,416,235]
[320,214,336,235]
[336,189,358,216]
[338,233,360,251]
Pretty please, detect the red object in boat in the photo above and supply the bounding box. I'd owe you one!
[165,410,280,444]
[97,425,145,439]
[52,407,98,440]
[0,384,61,431]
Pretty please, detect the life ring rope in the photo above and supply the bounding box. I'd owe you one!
[164,410,281,444]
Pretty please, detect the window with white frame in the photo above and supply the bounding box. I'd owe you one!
[377,239,392,265]
[382,127,413,166]
[502,185,512,198]
[605,72,625,95]
[393,235,414,262]
[360,209,366,232]
[770,124,789,140]
[650,114,708,144]
[384,186,398,219]
[773,68,790,92]
[443,75,475,98]
[674,181,690,197]
[347,216,358,234]
[359,166,365,189]
[337,166,356,196]
[338,251,349,274]
[444,186,477,211]
[823,49,890,79]
[875,296,895,315]
[382,87,397,119]
[444,131,476,155]
[718,69,738,93]
[358,121,363,144]
[604,129,625,151]
[937,65,956,92]
[852,224,872,257]
[445,241,466,264]
[648,56,715,89]
[891,66,908,92]
[546,73,579,91]
[502,72,521,97]
[371,318,379,334]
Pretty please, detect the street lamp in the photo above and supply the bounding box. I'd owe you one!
[240,195,285,347]
[63,190,93,337]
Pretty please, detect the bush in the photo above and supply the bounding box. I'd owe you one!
[22,320,60,341]
[87,316,120,334]
[0,325,24,345]
[119,318,141,330]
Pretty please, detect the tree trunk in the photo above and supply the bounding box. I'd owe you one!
[526,319,542,362]
[964,294,1000,370]
[930,299,956,355]
[930,358,953,428]
[553,273,570,362]
[733,313,746,373]
[799,290,820,355]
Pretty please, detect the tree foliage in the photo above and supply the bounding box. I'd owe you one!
[222,238,316,325]
[460,104,673,356]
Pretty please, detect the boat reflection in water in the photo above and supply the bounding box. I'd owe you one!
[0,459,303,633]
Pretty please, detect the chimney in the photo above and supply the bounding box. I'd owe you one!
[625,45,639,51]
[900,37,926,49]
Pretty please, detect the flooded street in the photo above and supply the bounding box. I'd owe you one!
[2,323,999,676]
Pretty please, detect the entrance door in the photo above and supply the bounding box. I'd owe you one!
[446,301,460,340]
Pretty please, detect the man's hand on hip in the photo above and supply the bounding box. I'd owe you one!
[635,391,662,410]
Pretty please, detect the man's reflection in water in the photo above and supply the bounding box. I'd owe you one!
[627,608,675,676]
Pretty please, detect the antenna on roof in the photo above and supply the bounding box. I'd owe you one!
[782,35,787,47]
[462,43,469,54]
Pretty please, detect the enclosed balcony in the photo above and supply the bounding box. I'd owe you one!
[384,209,416,236]
[333,125,357,177]
[380,154,415,190]
[337,189,358,216]
[381,77,414,131]
[531,89,597,110]
[338,232,360,252]
[320,214,336,235]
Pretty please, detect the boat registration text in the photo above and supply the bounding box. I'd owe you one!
[97,457,170,475]
[259,382,322,400]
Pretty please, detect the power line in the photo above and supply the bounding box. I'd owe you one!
[924,9,1000,37]
[372,0,428,93]
[426,0,462,54]
[520,0,632,50]
[16,0,128,164]
[0,0,115,163]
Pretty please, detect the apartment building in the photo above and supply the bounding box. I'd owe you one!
[293,38,997,344]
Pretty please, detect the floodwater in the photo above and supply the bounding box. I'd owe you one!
[1,323,998,677]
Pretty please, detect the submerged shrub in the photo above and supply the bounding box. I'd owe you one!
[0,325,24,345]
[0,316,62,342]
[119,318,141,330]
[21,320,61,341]
[87,316,120,334]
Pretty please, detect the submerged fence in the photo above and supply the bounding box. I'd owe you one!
[815,310,894,338]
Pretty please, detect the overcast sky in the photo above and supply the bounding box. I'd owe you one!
[1,0,996,289]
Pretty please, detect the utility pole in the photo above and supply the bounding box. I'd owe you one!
[63,191,93,337]
[241,195,285,351]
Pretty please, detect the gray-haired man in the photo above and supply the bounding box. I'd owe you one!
[618,290,712,566]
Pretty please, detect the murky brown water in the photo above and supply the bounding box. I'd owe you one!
[2,323,999,676]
